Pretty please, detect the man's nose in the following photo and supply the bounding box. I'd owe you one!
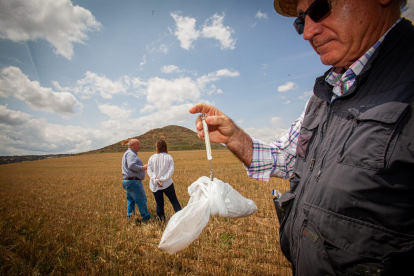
[303,15,322,40]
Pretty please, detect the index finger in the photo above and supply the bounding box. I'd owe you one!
[189,104,213,115]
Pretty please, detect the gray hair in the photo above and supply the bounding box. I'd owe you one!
[128,139,138,147]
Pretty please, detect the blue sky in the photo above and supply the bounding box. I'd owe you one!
[0,0,413,156]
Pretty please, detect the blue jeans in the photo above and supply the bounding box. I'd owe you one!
[122,180,150,221]
[152,183,181,221]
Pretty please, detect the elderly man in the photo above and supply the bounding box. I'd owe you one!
[190,0,414,275]
[122,139,151,222]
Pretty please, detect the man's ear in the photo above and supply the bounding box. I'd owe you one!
[378,0,393,6]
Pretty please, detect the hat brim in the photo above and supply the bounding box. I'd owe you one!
[274,0,298,17]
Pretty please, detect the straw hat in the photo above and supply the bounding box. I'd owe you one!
[273,0,298,17]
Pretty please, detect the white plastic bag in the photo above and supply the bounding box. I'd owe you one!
[159,176,257,254]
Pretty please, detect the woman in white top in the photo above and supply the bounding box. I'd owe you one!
[147,140,181,221]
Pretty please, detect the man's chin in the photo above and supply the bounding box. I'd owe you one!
[319,55,342,68]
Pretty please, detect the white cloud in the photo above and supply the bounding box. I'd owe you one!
[0,66,79,114]
[140,55,147,67]
[270,117,283,127]
[216,69,240,77]
[170,12,200,50]
[244,125,287,144]
[0,65,240,155]
[402,1,414,21]
[201,13,236,50]
[161,65,180,73]
[0,0,101,60]
[207,84,223,95]
[97,103,134,120]
[197,69,240,89]
[67,67,237,103]
[0,105,101,155]
[74,71,128,99]
[298,90,313,101]
[256,10,268,19]
[235,117,286,144]
[0,105,32,125]
[278,81,298,92]
[100,103,195,143]
[140,68,237,112]
[284,100,291,105]
[141,77,200,113]
[130,77,147,89]
[171,12,236,50]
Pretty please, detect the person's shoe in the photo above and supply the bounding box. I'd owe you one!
[157,216,166,222]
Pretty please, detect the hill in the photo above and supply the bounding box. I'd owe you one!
[84,125,226,154]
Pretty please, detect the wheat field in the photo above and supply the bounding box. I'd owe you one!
[0,150,292,275]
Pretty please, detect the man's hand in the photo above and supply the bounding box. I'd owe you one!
[142,164,148,170]
[189,104,239,144]
[189,104,253,167]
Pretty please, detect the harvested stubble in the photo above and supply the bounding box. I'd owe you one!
[0,150,292,275]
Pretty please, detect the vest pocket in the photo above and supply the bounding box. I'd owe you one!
[297,112,321,159]
[295,218,336,276]
[338,102,408,170]
[303,203,414,275]
[274,191,296,262]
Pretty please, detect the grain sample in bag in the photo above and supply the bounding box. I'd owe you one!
[159,176,257,254]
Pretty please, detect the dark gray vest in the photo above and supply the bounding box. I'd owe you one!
[276,19,414,276]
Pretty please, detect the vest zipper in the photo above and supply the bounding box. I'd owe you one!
[289,103,334,257]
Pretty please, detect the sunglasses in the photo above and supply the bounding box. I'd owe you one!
[294,0,332,35]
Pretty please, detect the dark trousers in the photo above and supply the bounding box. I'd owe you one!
[152,183,181,221]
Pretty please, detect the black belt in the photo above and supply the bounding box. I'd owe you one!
[123,177,141,180]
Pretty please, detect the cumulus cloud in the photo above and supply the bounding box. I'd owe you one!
[215,69,240,77]
[161,65,180,73]
[100,103,195,140]
[270,117,283,127]
[278,81,298,92]
[97,103,134,120]
[244,125,287,144]
[141,77,200,113]
[73,71,128,99]
[170,12,200,50]
[0,105,32,125]
[201,13,236,50]
[1,66,239,155]
[0,0,102,60]
[171,12,236,50]
[65,67,237,103]
[0,105,101,155]
[0,66,79,114]
[238,116,286,144]
[256,10,268,19]
[197,69,240,89]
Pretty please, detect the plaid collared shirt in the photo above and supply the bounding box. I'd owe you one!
[246,18,402,181]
